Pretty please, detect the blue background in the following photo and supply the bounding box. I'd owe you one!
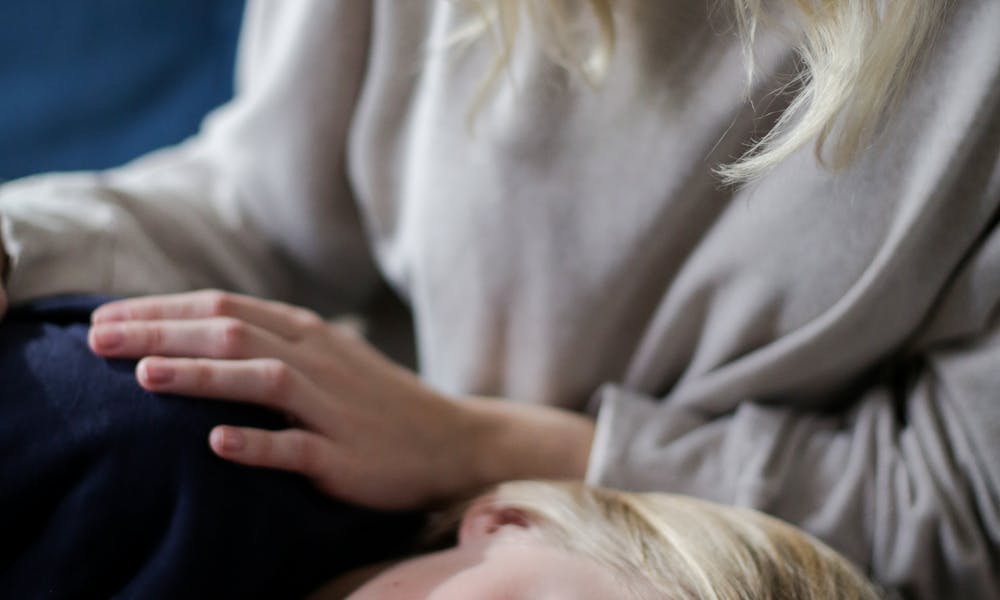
[0,0,245,182]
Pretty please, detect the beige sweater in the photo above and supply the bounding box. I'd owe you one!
[2,1,998,596]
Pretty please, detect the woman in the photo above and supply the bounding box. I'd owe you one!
[0,0,997,597]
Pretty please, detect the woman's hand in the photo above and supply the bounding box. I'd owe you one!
[88,290,595,510]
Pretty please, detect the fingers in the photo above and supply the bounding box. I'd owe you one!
[92,290,325,341]
[138,354,312,406]
[136,357,329,428]
[89,317,289,361]
[209,426,337,484]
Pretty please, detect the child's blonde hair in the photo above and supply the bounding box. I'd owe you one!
[463,0,948,184]
[483,480,882,599]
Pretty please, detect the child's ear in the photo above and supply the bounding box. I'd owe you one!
[458,497,533,547]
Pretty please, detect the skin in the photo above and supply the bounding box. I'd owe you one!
[343,533,624,599]
[73,290,595,510]
[313,500,629,599]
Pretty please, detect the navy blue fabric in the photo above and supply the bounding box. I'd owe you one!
[0,0,244,181]
[0,296,421,599]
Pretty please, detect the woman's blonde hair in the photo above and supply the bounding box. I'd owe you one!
[462,0,948,183]
[481,480,882,600]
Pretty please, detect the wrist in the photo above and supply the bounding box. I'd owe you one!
[459,397,595,492]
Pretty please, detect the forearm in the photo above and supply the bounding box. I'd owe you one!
[584,373,1000,598]
[0,0,379,313]
[0,169,280,303]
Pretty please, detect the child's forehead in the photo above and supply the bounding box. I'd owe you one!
[447,537,628,600]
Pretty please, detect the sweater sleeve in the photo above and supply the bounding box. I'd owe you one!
[0,0,378,314]
[586,221,1000,599]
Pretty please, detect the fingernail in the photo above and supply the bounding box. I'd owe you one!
[213,428,245,453]
[92,325,124,350]
[140,360,173,385]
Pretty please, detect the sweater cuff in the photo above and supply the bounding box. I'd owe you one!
[584,382,743,505]
[584,383,651,489]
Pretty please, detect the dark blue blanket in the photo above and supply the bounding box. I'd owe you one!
[0,297,420,598]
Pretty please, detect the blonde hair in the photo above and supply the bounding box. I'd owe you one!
[481,480,882,600]
[462,0,947,183]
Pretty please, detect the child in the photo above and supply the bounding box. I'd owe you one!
[321,480,882,599]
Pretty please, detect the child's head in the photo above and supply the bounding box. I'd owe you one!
[347,481,881,599]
